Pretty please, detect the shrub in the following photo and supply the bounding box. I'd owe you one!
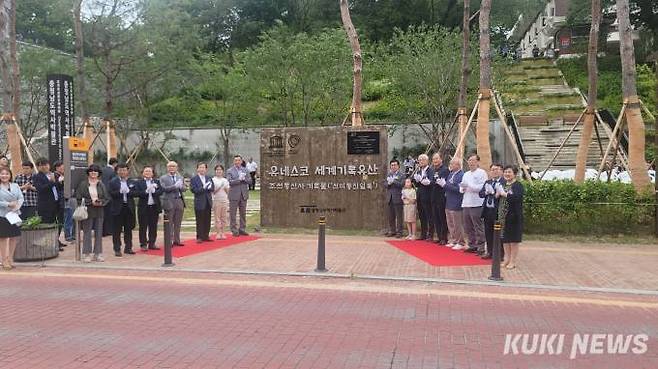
[523,180,655,235]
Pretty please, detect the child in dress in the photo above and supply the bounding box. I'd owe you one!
[401,178,417,240]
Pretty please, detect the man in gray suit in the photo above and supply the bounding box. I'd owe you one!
[226,155,252,237]
[160,161,187,246]
[384,159,404,238]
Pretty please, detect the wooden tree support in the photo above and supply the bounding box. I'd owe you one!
[1,113,23,173]
[492,91,532,181]
[454,94,481,160]
[597,102,628,176]
[538,109,587,180]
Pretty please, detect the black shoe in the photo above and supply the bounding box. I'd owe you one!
[395,234,403,239]
[58,246,65,251]
[239,231,249,236]
[196,239,203,244]
[174,242,185,247]
[464,247,479,253]
[232,232,239,237]
[480,253,492,259]
[124,249,136,255]
[140,246,148,251]
[115,251,123,257]
[433,240,442,244]
[203,239,212,242]
[385,232,394,237]
[59,242,67,248]
[148,246,160,250]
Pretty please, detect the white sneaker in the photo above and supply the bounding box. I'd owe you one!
[452,244,465,250]
[446,243,455,248]
[83,254,92,263]
[94,254,105,262]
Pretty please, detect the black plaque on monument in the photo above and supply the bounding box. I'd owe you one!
[347,131,380,155]
[47,74,75,162]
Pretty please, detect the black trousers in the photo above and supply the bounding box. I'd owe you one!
[195,206,212,241]
[103,203,114,236]
[387,202,404,235]
[113,204,134,252]
[483,211,504,259]
[430,198,448,243]
[138,205,159,247]
[20,206,37,220]
[416,197,433,239]
[249,172,256,190]
[40,205,64,243]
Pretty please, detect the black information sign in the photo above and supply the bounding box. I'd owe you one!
[47,74,75,163]
[347,131,380,155]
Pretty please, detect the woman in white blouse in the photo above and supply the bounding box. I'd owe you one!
[0,167,24,269]
[212,164,230,239]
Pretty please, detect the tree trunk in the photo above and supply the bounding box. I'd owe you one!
[83,120,94,164]
[5,0,20,173]
[574,0,601,183]
[339,0,363,127]
[0,0,11,111]
[455,0,470,160]
[617,0,650,190]
[476,0,492,169]
[9,0,17,117]
[105,119,118,161]
[74,0,88,124]
[221,129,231,170]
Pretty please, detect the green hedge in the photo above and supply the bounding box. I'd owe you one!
[523,180,656,235]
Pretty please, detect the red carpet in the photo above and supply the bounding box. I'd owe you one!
[387,240,491,267]
[141,234,259,258]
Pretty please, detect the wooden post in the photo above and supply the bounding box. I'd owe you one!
[82,119,94,164]
[454,96,481,159]
[597,102,627,175]
[339,0,363,127]
[492,92,532,180]
[539,109,586,180]
[595,109,629,169]
[105,119,118,162]
[2,114,21,173]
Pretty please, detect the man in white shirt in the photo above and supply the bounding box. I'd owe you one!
[460,154,487,254]
[246,158,258,191]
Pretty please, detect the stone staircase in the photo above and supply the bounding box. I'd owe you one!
[497,58,608,171]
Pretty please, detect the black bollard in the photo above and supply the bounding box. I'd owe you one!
[315,216,327,272]
[162,212,175,267]
[488,222,503,281]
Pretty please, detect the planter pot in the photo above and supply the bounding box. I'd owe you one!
[14,224,60,262]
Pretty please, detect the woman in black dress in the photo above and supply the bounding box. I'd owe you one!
[496,165,524,269]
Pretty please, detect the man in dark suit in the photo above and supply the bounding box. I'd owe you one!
[479,163,505,259]
[135,166,163,250]
[428,153,450,244]
[33,158,66,250]
[101,158,119,236]
[226,155,252,237]
[190,162,214,243]
[108,163,137,256]
[412,154,433,240]
[384,159,404,238]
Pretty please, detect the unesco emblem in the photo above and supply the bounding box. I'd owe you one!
[269,135,284,150]
[288,134,301,149]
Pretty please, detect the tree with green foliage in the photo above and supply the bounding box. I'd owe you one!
[241,26,351,126]
[381,26,476,148]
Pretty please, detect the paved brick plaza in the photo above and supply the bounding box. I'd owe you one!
[3,232,657,368]
[42,232,658,292]
[0,267,656,369]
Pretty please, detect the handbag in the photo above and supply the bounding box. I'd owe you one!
[72,199,88,221]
